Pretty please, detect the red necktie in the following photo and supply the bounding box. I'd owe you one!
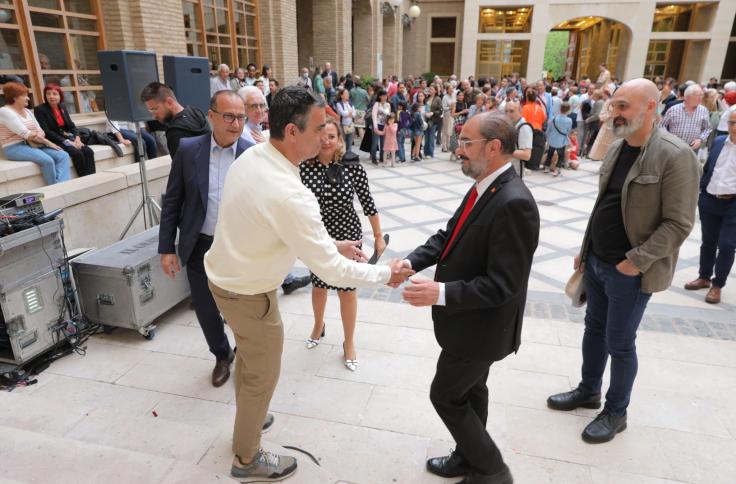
[440,186,478,260]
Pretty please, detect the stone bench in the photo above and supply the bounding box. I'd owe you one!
[33,155,172,250]
[0,143,137,196]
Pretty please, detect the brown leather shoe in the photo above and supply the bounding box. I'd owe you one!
[212,353,234,387]
[705,286,721,304]
[684,278,711,290]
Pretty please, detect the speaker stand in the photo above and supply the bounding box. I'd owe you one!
[119,124,161,240]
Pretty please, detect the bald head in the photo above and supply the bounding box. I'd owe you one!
[618,78,659,104]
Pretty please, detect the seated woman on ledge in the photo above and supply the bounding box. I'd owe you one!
[0,82,71,185]
[34,83,96,177]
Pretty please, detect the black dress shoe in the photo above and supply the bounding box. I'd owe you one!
[281,275,311,295]
[547,387,602,411]
[456,465,513,484]
[212,353,234,387]
[582,409,627,444]
[426,450,471,477]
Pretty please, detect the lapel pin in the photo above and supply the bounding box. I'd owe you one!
[491,187,497,193]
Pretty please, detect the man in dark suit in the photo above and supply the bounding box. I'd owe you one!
[401,112,539,484]
[684,110,736,304]
[158,90,254,387]
[321,62,339,89]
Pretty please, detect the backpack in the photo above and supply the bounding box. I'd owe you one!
[516,122,545,171]
[580,99,593,120]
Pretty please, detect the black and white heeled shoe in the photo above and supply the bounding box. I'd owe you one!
[342,342,358,372]
[305,325,326,349]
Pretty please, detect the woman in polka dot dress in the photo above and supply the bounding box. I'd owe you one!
[299,119,386,372]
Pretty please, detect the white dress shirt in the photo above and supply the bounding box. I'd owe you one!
[706,137,736,196]
[204,142,391,295]
[210,76,232,96]
[240,122,266,146]
[405,162,513,305]
[200,135,238,236]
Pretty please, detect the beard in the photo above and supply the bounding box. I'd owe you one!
[610,111,645,138]
[460,154,486,179]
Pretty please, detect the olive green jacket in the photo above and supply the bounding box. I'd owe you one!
[580,127,700,293]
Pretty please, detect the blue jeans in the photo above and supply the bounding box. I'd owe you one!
[371,125,384,161]
[698,193,736,288]
[4,143,71,185]
[423,123,435,158]
[580,253,651,416]
[341,126,354,155]
[397,128,407,162]
[120,128,157,160]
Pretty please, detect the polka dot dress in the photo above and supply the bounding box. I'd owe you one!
[300,158,378,292]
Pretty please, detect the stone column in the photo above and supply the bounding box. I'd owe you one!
[623,2,655,80]
[100,0,187,76]
[526,2,551,81]
[701,0,736,83]
[310,0,352,75]
[259,0,299,85]
[353,0,376,77]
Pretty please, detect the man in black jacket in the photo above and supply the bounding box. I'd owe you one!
[140,82,210,157]
[401,113,539,484]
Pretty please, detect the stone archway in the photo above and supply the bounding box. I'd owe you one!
[352,0,374,77]
[546,17,632,81]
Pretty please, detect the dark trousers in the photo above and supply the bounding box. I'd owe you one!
[581,253,651,416]
[430,350,505,475]
[698,193,736,288]
[544,146,566,168]
[423,123,435,157]
[397,128,407,162]
[584,121,600,155]
[120,128,158,160]
[186,235,232,361]
[61,143,96,176]
[370,125,385,161]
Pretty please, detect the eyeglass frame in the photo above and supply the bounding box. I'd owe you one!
[211,110,247,124]
[456,138,492,150]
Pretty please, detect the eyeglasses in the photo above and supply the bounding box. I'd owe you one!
[212,110,246,124]
[246,103,267,111]
[457,139,490,150]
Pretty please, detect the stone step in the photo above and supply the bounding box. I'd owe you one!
[0,143,136,196]
[0,388,336,484]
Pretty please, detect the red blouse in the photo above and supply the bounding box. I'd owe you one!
[51,105,65,129]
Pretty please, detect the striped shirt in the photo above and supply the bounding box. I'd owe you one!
[660,103,711,146]
[0,107,40,147]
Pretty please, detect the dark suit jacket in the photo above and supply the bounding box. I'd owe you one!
[700,135,728,192]
[406,167,540,362]
[34,102,78,146]
[322,70,338,89]
[158,134,253,265]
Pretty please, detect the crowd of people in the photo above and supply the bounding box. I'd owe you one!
[2,55,736,484]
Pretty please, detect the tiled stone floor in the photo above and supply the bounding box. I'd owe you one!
[1,152,734,483]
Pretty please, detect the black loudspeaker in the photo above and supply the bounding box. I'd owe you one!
[97,50,159,122]
[163,56,210,114]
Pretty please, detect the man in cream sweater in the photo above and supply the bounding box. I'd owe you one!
[204,86,413,482]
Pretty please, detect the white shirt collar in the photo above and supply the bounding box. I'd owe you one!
[475,162,512,200]
[211,134,238,156]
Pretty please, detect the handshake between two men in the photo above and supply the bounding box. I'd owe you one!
[335,239,439,307]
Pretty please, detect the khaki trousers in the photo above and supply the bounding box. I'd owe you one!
[209,282,283,460]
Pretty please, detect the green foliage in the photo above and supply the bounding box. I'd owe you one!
[421,72,437,83]
[543,31,570,80]
[361,75,377,89]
